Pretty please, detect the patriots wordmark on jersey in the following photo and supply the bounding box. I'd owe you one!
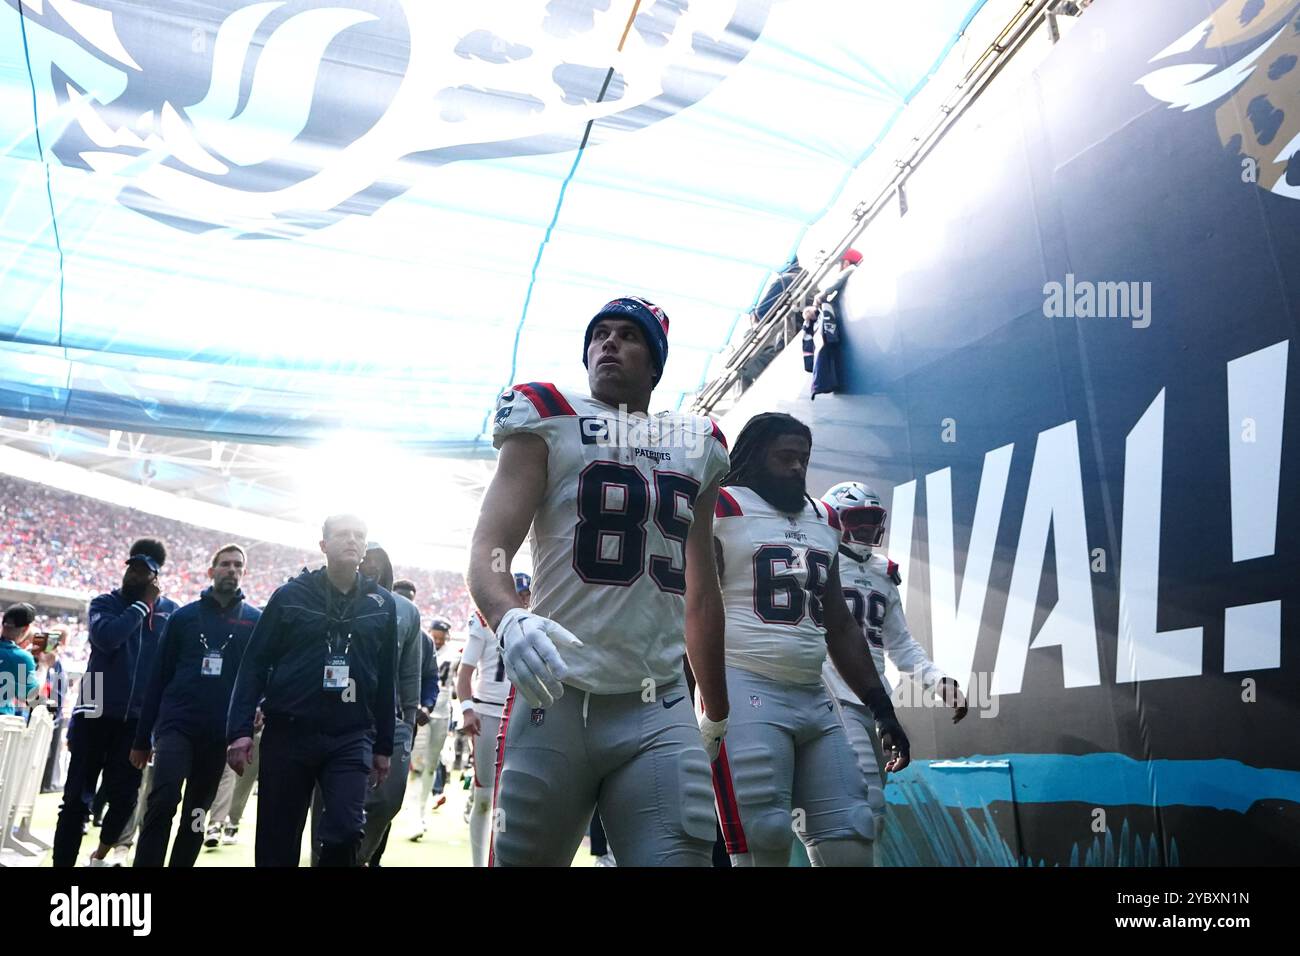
[492,383,729,694]
[713,486,844,685]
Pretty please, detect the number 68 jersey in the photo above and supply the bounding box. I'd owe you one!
[713,486,844,685]
[492,382,730,694]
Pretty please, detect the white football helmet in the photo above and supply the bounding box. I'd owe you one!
[822,480,887,560]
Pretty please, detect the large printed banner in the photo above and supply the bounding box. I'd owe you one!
[757,0,1298,864]
[0,0,984,449]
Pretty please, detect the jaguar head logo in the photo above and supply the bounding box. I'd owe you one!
[1137,0,1300,200]
[10,0,773,237]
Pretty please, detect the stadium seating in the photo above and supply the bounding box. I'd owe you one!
[0,473,471,626]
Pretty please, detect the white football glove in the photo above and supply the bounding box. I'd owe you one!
[497,607,583,709]
[698,713,729,762]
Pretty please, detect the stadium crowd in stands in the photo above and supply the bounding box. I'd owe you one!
[0,473,471,626]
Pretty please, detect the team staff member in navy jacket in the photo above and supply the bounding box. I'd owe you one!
[130,544,261,867]
[52,539,179,867]
[226,514,398,867]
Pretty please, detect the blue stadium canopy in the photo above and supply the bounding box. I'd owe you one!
[0,0,983,453]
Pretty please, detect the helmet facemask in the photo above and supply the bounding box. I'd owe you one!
[839,505,886,560]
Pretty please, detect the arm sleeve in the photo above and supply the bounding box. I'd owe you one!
[821,270,851,303]
[882,586,947,690]
[461,628,485,669]
[419,635,438,710]
[227,609,260,676]
[88,594,148,654]
[133,614,179,749]
[396,604,422,724]
[227,591,283,743]
[372,605,398,757]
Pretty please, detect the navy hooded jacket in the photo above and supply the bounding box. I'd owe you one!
[134,587,261,748]
[78,590,180,721]
[226,567,398,757]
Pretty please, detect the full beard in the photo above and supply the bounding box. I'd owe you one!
[748,472,808,515]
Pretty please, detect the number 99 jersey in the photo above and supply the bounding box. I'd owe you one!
[492,382,730,694]
[713,486,845,685]
[822,551,948,702]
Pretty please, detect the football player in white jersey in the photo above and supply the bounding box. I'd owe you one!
[467,296,731,867]
[821,481,967,838]
[710,413,910,867]
[457,571,530,867]
[411,618,454,839]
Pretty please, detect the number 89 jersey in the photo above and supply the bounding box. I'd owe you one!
[492,383,730,694]
[713,486,844,685]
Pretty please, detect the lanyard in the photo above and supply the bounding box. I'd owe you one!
[198,632,232,654]
[325,575,360,656]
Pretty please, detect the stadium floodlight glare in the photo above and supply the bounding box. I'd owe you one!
[291,432,479,567]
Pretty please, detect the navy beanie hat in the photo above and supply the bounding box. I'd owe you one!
[582,296,670,382]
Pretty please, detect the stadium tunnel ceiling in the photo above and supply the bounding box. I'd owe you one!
[0,0,985,454]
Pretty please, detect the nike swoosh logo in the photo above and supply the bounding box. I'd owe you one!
[662,696,686,709]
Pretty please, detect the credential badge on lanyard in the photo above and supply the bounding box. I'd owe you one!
[324,632,352,691]
[199,633,231,677]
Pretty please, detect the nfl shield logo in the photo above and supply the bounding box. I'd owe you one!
[749,695,761,708]
[530,708,545,726]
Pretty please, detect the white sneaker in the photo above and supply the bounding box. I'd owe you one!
[221,825,240,846]
[85,854,118,867]
[594,852,617,867]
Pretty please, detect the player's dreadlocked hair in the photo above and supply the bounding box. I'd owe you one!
[723,412,822,514]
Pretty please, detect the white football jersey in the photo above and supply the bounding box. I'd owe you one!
[462,611,509,718]
[713,486,844,685]
[823,550,948,702]
[492,382,730,694]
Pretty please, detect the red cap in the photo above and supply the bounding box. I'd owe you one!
[841,249,862,265]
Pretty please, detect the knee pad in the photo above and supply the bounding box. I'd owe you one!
[745,806,797,854]
[846,801,876,842]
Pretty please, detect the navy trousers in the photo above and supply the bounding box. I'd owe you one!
[255,717,373,867]
[51,715,143,867]
[132,731,227,867]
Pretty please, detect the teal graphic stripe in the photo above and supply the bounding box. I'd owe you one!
[888,753,1300,812]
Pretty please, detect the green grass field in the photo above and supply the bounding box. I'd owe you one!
[32,767,596,867]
